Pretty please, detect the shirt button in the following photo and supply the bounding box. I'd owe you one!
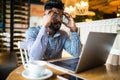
[47,32,49,34]
[45,43,47,45]
[42,58,44,60]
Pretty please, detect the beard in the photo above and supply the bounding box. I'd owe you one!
[48,22,61,32]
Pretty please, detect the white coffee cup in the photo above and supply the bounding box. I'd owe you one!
[24,60,47,77]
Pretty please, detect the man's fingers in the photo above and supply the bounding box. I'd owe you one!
[62,21,67,27]
[63,12,70,19]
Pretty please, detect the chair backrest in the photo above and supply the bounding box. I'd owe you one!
[17,41,28,65]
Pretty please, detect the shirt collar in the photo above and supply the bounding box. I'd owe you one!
[53,31,61,38]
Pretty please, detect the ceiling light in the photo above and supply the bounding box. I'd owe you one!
[64,0,95,18]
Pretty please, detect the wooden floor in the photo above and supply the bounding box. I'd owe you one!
[0,52,18,80]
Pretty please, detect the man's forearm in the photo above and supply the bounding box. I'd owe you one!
[28,27,48,60]
[70,32,81,57]
[64,32,81,57]
[70,26,78,32]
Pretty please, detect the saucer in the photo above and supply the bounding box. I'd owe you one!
[22,69,53,80]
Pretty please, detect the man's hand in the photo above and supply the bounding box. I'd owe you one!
[42,10,54,28]
[62,12,78,32]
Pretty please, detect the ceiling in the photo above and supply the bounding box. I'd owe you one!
[36,0,120,14]
[89,0,120,14]
[62,0,120,14]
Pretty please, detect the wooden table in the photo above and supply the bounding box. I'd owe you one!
[7,63,120,80]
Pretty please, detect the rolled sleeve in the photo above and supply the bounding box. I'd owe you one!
[64,32,81,57]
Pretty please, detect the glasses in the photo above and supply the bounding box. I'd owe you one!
[53,12,69,23]
[53,12,63,20]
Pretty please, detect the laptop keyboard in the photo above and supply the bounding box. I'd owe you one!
[50,58,79,71]
[62,58,79,64]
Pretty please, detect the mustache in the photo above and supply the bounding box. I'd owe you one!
[53,22,61,25]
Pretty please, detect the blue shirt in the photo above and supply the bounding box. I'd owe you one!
[25,26,81,61]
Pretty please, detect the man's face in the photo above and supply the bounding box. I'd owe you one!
[46,8,64,32]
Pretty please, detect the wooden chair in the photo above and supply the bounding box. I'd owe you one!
[17,41,28,65]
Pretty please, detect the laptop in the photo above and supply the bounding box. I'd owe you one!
[49,32,117,73]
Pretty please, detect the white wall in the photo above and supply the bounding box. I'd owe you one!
[76,18,120,50]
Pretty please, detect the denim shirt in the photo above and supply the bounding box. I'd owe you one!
[25,26,81,61]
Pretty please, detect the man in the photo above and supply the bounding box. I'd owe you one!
[25,0,81,61]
